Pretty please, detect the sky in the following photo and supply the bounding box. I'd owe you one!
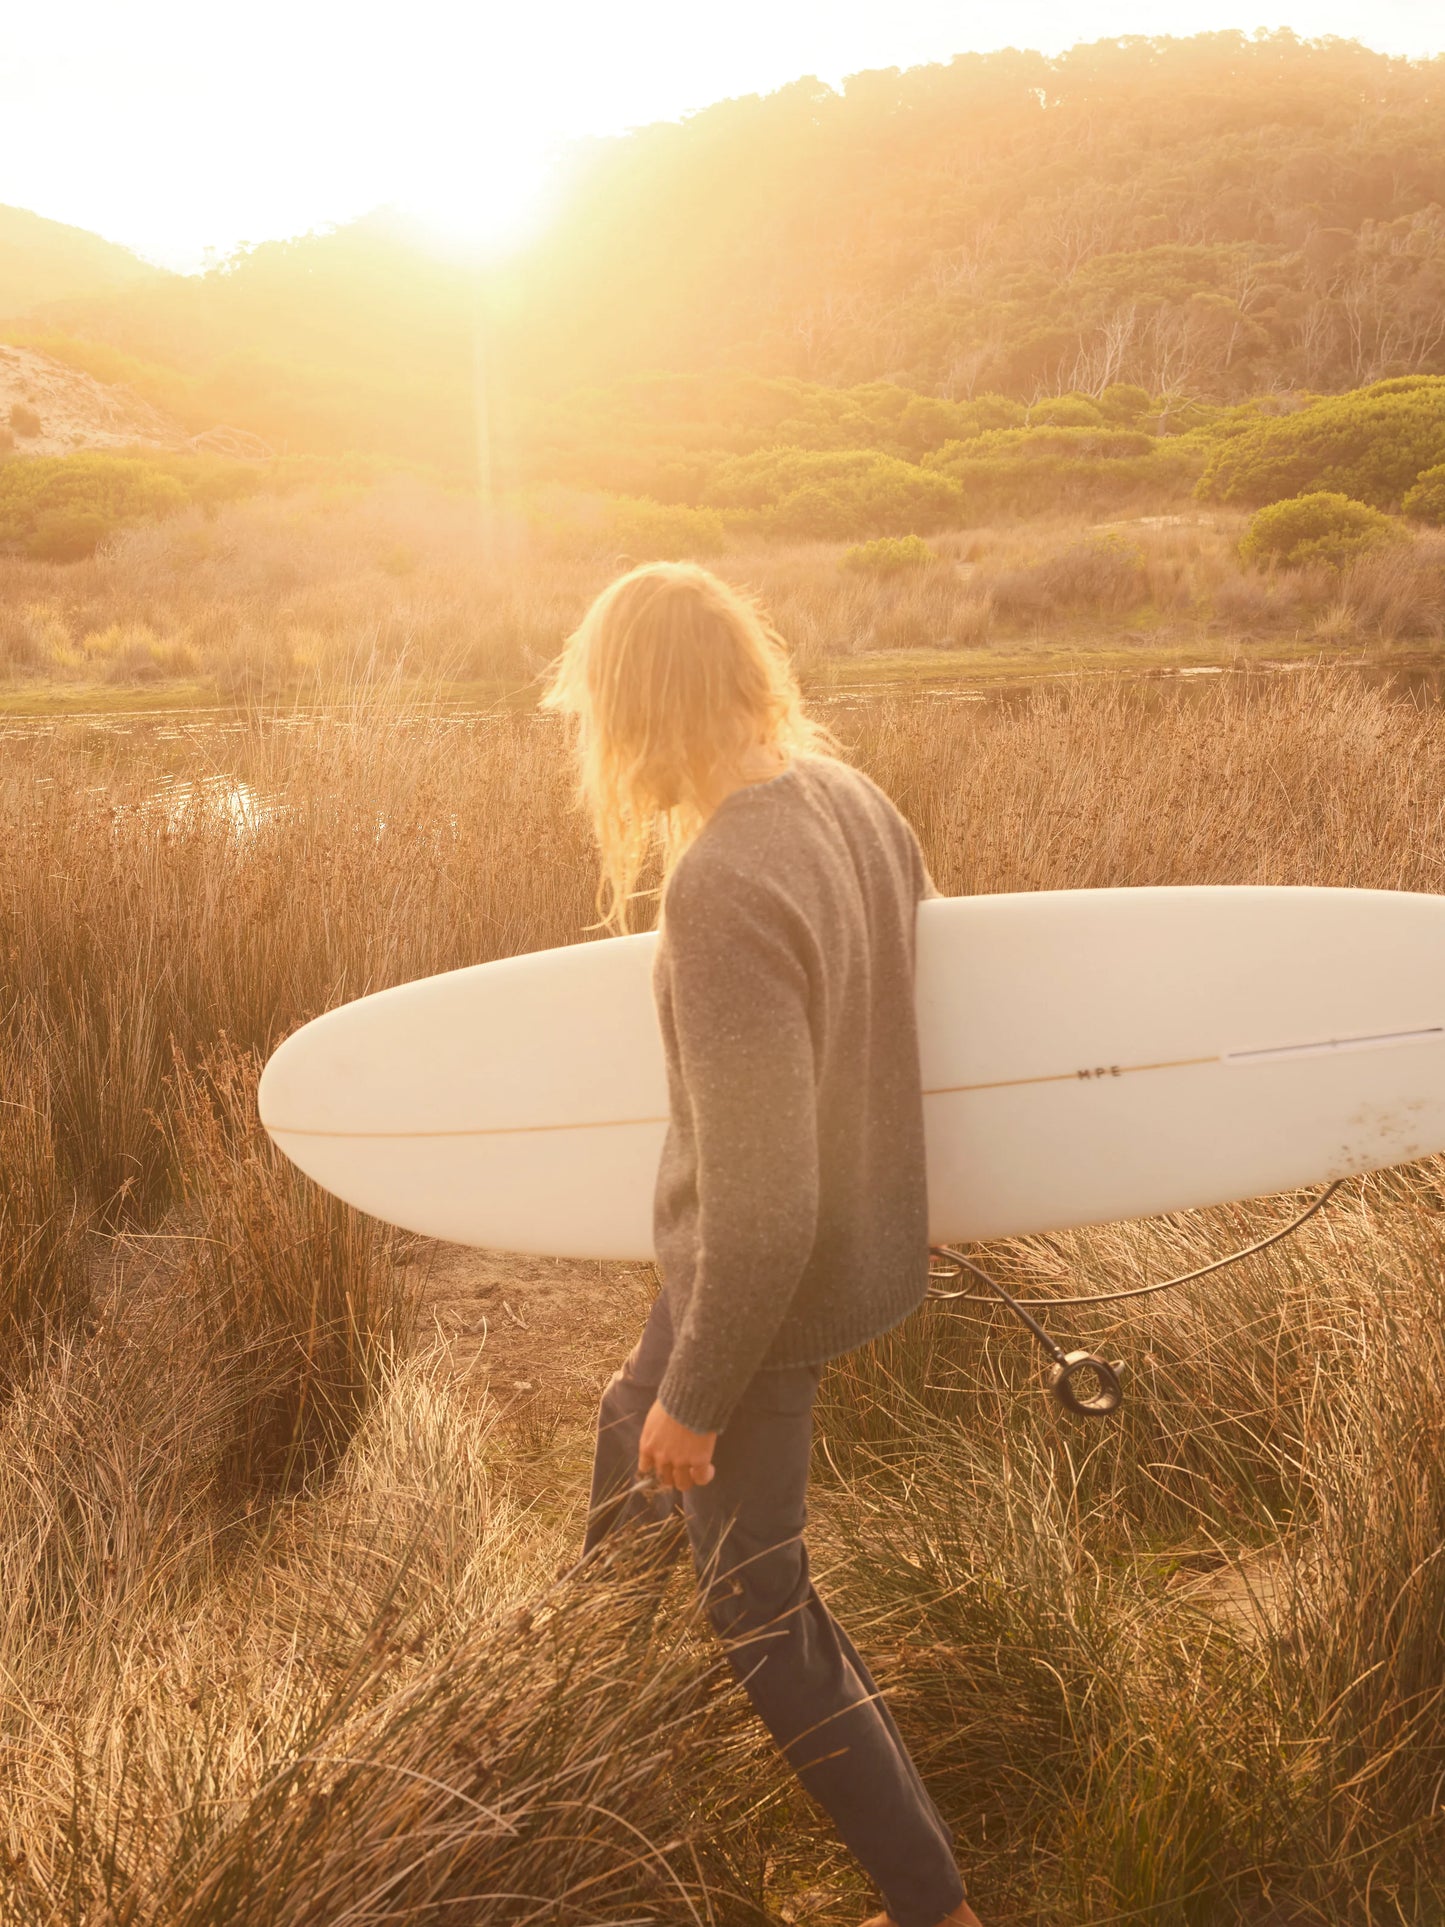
[1,0,1440,270]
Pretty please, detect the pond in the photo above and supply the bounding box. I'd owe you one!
[2,653,1444,759]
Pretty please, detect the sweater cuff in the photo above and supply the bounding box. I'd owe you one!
[656,1355,735,1437]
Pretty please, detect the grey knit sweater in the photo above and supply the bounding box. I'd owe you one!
[651,752,934,1434]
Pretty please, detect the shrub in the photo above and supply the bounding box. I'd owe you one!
[893,396,969,456]
[604,493,727,558]
[0,454,187,558]
[1097,383,1154,425]
[1197,377,1445,509]
[9,402,42,438]
[1028,394,1105,428]
[1403,464,1445,526]
[934,426,1156,466]
[703,447,962,538]
[935,393,1027,443]
[27,509,116,562]
[1239,492,1407,571]
[892,393,1024,455]
[841,534,938,574]
[925,427,1199,518]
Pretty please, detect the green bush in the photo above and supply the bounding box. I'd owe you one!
[1238,492,1407,571]
[934,427,1157,465]
[0,454,188,559]
[604,493,727,558]
[892,392,1025,454]
[703,447,962,538]
[139,451,272,511]
[0,449,389,563]
[1403,465,1445,527]
[924,427,1200,517]
[840,534,938,574]
[1197,378,1445,509]
[27,510,118,562]
[1028,395,1104,428]
[1097,383,1154,426]
[893,396,970,457]
[936,394,1027,442]
[8,402,42,438]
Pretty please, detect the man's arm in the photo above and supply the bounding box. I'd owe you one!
[654,858,820,1437]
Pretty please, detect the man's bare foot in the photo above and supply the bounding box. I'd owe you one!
[860,1902,984,1927]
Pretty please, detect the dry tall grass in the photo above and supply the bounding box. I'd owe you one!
[4,674,1445,1920]
[817,1167,1445,1917]
[4,483,1443,698]
[0,1012,88,1396]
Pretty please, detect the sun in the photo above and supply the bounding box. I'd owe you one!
[391,132,562,262]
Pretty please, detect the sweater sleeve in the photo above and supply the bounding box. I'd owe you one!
[904,815,940,901]
[654,855,820,1434]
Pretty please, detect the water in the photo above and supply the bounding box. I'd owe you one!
[147,773,268,833]
[2,657,1443,762]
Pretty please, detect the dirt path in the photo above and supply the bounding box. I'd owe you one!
[416,1240,657,1426]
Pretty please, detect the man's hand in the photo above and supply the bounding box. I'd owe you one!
[639,1400,717,1494]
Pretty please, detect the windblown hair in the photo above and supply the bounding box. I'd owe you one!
[543,562,826,929]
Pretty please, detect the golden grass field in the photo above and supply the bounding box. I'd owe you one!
[4,673,1445,1922]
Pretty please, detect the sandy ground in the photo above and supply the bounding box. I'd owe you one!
[414,1237,658,1425]
[1,343,185,456]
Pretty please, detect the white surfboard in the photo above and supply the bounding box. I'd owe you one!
[257,887,1445,1258]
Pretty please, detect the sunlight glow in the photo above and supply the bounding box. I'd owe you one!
[0,0,1440,267]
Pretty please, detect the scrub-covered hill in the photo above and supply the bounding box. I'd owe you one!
[0,204,166,320]
[513,30,1445,399]
[5,32,1445,478]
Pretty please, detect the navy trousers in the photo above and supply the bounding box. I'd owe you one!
[584,1290,967,1927]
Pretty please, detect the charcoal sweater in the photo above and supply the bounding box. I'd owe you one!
[651,753,934,1435]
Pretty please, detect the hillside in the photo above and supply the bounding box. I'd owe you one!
[0,205,166,320]
[514,31,1445,397]
[0,344,186,456]
[5,32,1445,474]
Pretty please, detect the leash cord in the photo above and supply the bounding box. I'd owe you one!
[927,1179,1344,1309]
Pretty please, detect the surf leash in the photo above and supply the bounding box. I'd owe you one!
[926,1179,1344,1419]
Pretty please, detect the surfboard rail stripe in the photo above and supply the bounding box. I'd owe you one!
[1223,1024,1443,1063]
[262,1026,1442,1141]
[926,1053,1217,1097]
[265,1054,1223,1139]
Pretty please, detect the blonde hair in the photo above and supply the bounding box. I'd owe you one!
[542,562,825,929]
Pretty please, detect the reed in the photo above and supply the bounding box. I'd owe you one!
[0,1014,89,1399]
[166,1040,417,1494]
[816,1162,1445,1918]
[5,673,1445,1920]
[0,1331,776,1925]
